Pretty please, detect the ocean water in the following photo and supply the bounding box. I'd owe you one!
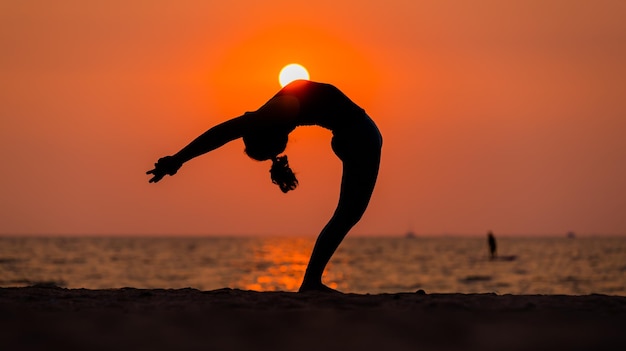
[1,236,625,295]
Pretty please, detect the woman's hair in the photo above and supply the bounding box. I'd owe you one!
[243,130,298,193]
[270,155,298,193]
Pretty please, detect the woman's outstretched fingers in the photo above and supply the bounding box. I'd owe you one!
[146,168,164,183]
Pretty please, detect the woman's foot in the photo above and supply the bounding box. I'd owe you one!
[298,283,343,294]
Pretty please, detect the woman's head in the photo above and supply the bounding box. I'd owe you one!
[243,130,288,162]
[243,130,298,193]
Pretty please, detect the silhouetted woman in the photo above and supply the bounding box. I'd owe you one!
[147,80,382,293]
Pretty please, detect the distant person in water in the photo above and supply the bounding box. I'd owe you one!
[487,231,497,260]
[147,80,382,293]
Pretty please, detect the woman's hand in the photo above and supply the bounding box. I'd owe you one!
[146,156,183,183]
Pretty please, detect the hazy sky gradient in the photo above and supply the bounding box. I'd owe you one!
[1,0,625,236]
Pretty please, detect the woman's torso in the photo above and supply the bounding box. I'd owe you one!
[276,80,382,161]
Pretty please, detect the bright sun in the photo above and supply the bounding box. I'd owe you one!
[279,63,310,87]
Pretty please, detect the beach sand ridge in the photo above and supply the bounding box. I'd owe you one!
[2,286,625,351]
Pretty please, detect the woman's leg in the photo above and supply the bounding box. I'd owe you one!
[299,153,381,292]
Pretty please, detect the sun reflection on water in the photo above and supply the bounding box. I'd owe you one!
[240,237,338,292]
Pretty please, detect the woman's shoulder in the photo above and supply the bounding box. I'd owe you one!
[279,80,353,110]
[279,80,338,96]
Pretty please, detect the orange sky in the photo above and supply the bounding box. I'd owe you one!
[1,0,625,236]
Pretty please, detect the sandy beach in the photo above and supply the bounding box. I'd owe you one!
[1,286,625,351]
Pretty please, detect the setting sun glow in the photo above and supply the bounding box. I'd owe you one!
[278,64,310,87]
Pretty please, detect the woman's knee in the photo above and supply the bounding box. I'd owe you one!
[331,204,368,230]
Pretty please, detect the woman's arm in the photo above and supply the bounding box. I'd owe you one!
[147,114,251,183]
[173,115,251,163]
